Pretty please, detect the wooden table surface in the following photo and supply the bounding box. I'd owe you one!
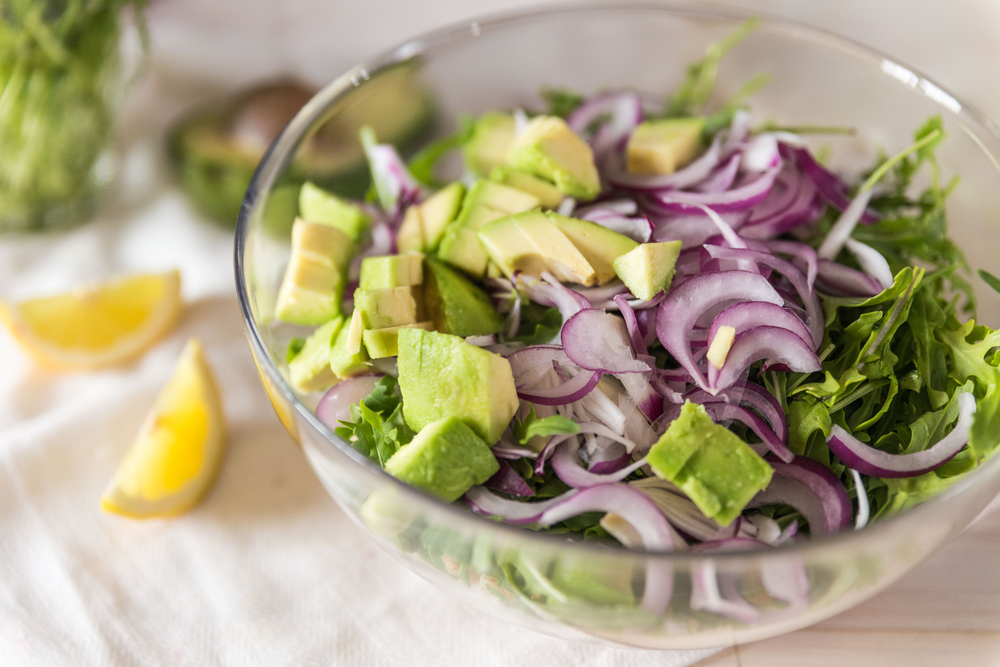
[696,506,1000,666]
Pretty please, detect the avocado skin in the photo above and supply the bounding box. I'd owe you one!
[423,258,502,337]
[647,401,773,526]
[397,328,518,444]
[384,416,499,502]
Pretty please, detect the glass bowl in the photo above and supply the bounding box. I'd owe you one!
[235,3,1000,650]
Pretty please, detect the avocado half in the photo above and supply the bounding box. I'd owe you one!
[169,63,435,227]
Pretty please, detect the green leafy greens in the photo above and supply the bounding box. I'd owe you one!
[335,376,415,467]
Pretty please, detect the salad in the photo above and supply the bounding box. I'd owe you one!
[277,20,1000,563]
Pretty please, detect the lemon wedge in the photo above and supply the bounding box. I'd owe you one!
[0,270,182,370]
[101,338,226,518]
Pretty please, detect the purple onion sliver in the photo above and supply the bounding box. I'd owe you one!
[708,301,814,352]
[316,375,384,430]
[517,369,602,406]
[484,459,535,497]
[562,309,651,374]
[464,486,574,525]
[709,326,821,393]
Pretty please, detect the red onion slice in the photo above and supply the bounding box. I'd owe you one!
[652,211,750,248]
[791,146,879,224]
[317,375,384,429]
[606,135,723,192]
[749,456,852,536]
[844,238,894,290]
[828,393,976,478]
[485,459,535,497]
[702,402,794,463]
[703,245,823,348]
[562,309,651,374]
[567,91,643,155]
[506,345,568,379]
[645,163,781,214]
[517,368,602,406]
[550,439,647,488]
[694,154,741,193]
[850,468,870,529]
[708,301,814,351]
[817,187,875,260]
[465,486,574,525]
[656,271,784,391]
[694,382,789,444]
[708,326,822,392]
[581,209,654,242]
[766,240,818,293]
[614,294,647,357]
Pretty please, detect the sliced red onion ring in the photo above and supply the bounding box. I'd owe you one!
[360,130,424,212]
[652,211,749,248]
[490,440,540,460]
[791,146,879,224]
[606,135,723,192]
[614,294,647,357]
[849,469,870,530]
[709,326,822,392]
[817,187,875,260]
[645,163,781,214]
[519,273,590,335]
[517,367,602,406]
[844,238,894,290]
[814,259,882,297]
[708,301,813,351]
[690,560,761,623]
[485,459,535,497]
[702,401,794,463]
[550,438,646,488]
[749,456,852,536]
[589,447,631,474]
[704,245,823,348]
[567,92,641,138]
[581,209,654,242]
[568,281,631,305]
[317,375,384,429]
[828,393,976,478]
[506,345,568,380]
[656,271,784,390]
[618,370,664,421]
[576,199,638,216]
[694,154,741,193]
[742,133,780,172]
[741,166,822,240]
[694,382,789,445]
[767,240,818,293]
[562,309,651,374]
[465,486,574,525]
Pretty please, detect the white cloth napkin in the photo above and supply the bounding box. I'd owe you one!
[0,165,717,667]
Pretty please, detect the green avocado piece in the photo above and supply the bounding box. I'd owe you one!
[507,116,600,201]
[329,318,371,379]
[288,317,345,393]
[478,210,596,285]
[436,180,540,276]
[362,321,433,359]
[647,401,773,526]
[359,254,424,290]
[353,286,420,329]
[613,241,683,301]
[398,182,466,254]
[384,416,500,502]
[549,213,638,285]
[299,181,372,241]
[462,112,516,177]
[274,219,355,325]
[490,167,565,209]
[397,329,519,444]
[626,117,705,175]
[423,258,503,337]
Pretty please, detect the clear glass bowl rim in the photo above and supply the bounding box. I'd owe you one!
[234,0,1000,563]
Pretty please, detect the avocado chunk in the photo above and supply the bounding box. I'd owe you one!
[288,317,344,393]
[423,258,503,337]
[436,179,541,276]
[299,182,373,241]
[329,317,372,379]
[549,213,638,285]
[490,167,565,209]
[354,286,420,329]
[362,321,433,359]
[397,329,519,444]
[397,182,466,253]
[647,401,773,526]
[478,210,597,285]
[462,112,516,177]
[626,118,705,176]
[384,416,500,502]
[613,240,683,300]
[275,218,356,325]
[359,254,424,290]
[507,115,600,201]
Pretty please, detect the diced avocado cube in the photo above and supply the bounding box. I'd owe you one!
[423,258,503,337]
[549,213,638,285]
[647,401,773,526]
[490,166,565,209]
[462,112,516,177]
[359,254,424,290]
[626,118,705,176]
[507,116,600,201]
[478,210,596,285]
[384,416,500,502]
[362,321,433,359]
[397,182,466,254]
[397,329,519,444]
[436,180,541,276]
[299,181,373,241]
[275,218,355,325]
[329,317,371,379]
[346,306,364,355]
[612,240,683,301]
[354,286,420,329]
[288,317,344,393]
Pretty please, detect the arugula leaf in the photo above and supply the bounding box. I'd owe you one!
[407,114,476,188]
[978,269,1000,295]
[540,87,585,119]
[512,406,580,445]
[334,376,415,467]
[510,304,562,345]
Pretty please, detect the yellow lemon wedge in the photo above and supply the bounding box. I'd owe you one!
[0,270,182,371]
[101,338,226,518]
